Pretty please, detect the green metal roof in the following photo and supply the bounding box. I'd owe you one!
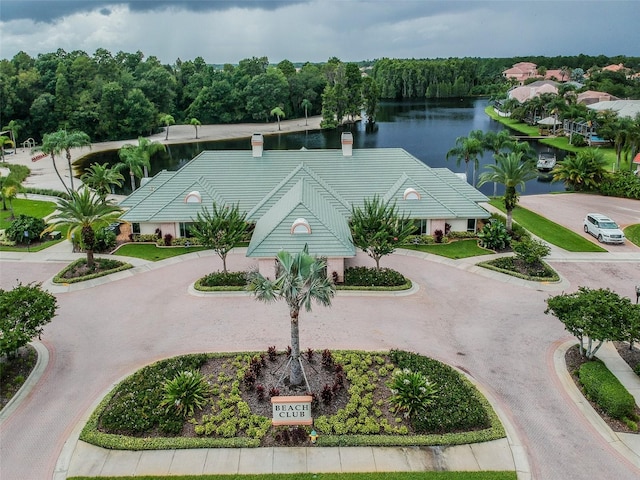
[119,146,490,256]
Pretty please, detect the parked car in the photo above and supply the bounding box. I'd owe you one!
[583,213,625,244]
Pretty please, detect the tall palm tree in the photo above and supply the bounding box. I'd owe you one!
[160,114,175,140]
[446,134,484,184]
[38,130,91,192]
[477,152,538,231]
[481,130,514,196]
[301,99,312,126]
[248,245,335,387]
[0,174,22,219]
[81,162,125,199]
[39,131,70,194]
[1,119,20,154]
[44,188,123,268]
[271,107,286,131]
[189,117,201,139]
[117,137,165,191]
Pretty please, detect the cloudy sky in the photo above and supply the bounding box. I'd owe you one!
[1,0,638,64]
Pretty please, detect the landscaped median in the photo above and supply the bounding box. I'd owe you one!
[79,349,505,451]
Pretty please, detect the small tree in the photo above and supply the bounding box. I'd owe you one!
[350,195,416,269]
[189,117,201,139]
[512,238,550,268]
[248,245,335,387]
[0,282,57,357]
[545,287,633,359]
[160,113,175,140]
[189,202,248,273]
[301,99,312,126]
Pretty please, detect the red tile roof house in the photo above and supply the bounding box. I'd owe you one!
[502,62,538,85]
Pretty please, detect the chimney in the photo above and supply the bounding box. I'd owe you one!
[341,132,353,157]
[251,133,264,157]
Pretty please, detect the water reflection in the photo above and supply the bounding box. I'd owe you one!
[78,98,566,196]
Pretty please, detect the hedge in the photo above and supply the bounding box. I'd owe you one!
[579,360,636,420]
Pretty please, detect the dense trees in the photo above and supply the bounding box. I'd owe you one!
[1,49,637,145]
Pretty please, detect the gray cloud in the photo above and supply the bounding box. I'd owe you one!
[0,0,309,23]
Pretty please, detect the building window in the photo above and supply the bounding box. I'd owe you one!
[180,222,195,238]
[132,223,141,234]
[185,191,202,203]
[467,218,476,232]
[412,219,428,235]
[403,187,421,200]
[291,218,311,234]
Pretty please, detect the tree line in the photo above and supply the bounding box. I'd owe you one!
[2,49,639,145]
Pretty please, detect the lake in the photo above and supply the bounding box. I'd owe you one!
[79,97,566,196]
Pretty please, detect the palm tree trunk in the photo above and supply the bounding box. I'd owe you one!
[51,155,71,194]
[66,152,75,191]
[130,171,136,192]
[290,311,303,386]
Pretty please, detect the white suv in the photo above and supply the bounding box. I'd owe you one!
[583,213,625,244]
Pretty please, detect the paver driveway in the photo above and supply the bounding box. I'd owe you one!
[1,233,640,480]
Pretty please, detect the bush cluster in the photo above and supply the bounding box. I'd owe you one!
[599,171,640,200]
[389,350,490,433]
[579,360,636,420]
[483,257,558,280]
[5,215,46,244]
[99,354,208,435]
[477,220,511,251]
[344,266,407,287]
[197,271,248,287]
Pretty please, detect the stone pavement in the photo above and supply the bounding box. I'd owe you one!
[1,240,640,479]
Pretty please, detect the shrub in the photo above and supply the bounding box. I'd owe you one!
[477,220,511,250]
[599,171,640,200]
[434,229,444,243]
[571,135,587,147]
[579,360,635,420]
[6,215,46,244]
[198,271,248,287]
[164,233,173,246]
[389,350,490,433]
[388,368,438,419]
[512,238,550,266]
[344,266,407,287]
[93,227,117,252]
[99,354,208,434]
[159,370,210,418]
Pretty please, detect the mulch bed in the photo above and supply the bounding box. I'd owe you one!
[565,344,640,434]
[0,345,37,410]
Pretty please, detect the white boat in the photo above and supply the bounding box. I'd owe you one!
[537,152,556,172]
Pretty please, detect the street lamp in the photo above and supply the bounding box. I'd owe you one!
[24,230,30,252]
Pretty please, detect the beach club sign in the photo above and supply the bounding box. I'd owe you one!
[271,395,313,426]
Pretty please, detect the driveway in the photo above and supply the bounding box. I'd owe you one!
[1,194,640,480]
[519,193,640,253]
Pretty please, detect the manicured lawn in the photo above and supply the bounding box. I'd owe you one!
[402,239,492,259]
[488,200,606,252]
[113,243,207,261]
[69,473,517,480]
[484,106,620,169]
[624,224,640,248]
[0,198,57,230]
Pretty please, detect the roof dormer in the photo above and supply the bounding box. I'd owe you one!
[291,218,311,234]
[403,187,421,200]
[185,191,202,203]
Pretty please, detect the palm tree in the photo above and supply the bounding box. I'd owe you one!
[38,130,91,192]
[477,152,538,231]
[1,119,20,154]
[81,162,125,199]
[301,99,312,126]
[39,131,70,194]
[248,245,335,387]
[0,135,14,162]
[446,134,484,184]
[160,114,175,140]
[551,149,609,192]
[189,118,201,139]
[0,174,22,219]
[481,130,514,196]
[117,137,165,191]
[270,107,286,131]
[44,188,123,268]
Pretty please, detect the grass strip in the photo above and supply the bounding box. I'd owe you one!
[112,243,207,261]
[624,224,640,248]
[402,239,492,259]
[488,200,605,252]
